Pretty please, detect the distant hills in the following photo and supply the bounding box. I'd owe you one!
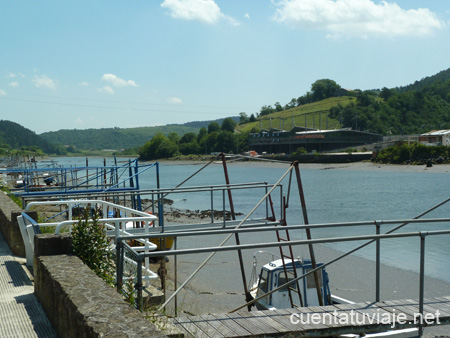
[2,67,450,154]
[0,120,60,154]
[39,117,239,151]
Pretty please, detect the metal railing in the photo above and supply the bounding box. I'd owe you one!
[23,200,159,281]
[21,181,284,228]
[115,216,450,335]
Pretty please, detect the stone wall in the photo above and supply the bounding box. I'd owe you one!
[34,234,180,338]
[0,191,37,257]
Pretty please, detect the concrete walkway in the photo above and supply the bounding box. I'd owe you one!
[0,231,57,338]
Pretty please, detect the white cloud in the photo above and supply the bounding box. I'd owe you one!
[101,74,138,87]
[272,0,445,39]
[8,81,19,87]
[98,86,115,95]
[161,0,239,25]
[0,89,6,96]
[244,13,250,20]
[5,72,25,79]
[169,97,183,104]
[78,81,89,87]
[32,75,57,89]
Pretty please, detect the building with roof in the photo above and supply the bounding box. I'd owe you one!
[249,127,383,154]
[418,130,450,146]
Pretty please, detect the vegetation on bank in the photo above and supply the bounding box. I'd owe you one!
[0,186,22,208]
[375,142,450,164]
[138,117,250,160]
[71,210,115,285]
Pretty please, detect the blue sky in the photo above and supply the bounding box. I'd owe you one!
[1,0,449,134]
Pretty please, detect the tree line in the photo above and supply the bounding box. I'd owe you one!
[138,118,251,160]
[328,78,450,135]
[258,79,344,117]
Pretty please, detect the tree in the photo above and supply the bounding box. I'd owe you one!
[156,139,178,158]
[379,87,393,100]
[206,131,219,153]
[221,117,237,133]
[180,132,197,144]
[179,140,199,155]
[274,102,283,112]
[139,132,179,160]
[259,105,275,117]
[139,132,166,160]
[208,122,220,134]
[249,114,256,122]
[311,79,341,102]
[168,132,180,144]
[239,112,249,124]
[216,131,234,153]
[197,127,207,142]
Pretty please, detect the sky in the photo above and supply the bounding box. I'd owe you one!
[1,0,450,134]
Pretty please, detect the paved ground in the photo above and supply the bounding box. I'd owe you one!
[0,231,57,338]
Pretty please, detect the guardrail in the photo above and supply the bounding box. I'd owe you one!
[19,200,159,282]
[115,216,450,335]
[21,181,284,228]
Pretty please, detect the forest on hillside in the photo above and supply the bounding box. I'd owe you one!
[40,117,240,151]
[251,70,450,136]
[0,120,65,156]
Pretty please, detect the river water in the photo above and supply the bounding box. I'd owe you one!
[57,157,450,284]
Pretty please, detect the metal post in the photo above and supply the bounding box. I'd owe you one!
[136,256,143,311]
[223,189,226,227]
[280,184,283,222]
[293,161,323,306]
[375,221,381,302]
[134,160,142,211]
[265,183,269,219]
[221,152,252,310]
[116,239,124,292]
[210,188,214,223]
[174,237,178,317]
[418,232,426,337]
[156,162,164,231]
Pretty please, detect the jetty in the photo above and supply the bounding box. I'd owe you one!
[173,297,450,337]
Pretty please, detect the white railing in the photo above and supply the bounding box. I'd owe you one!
[21,200,159,281]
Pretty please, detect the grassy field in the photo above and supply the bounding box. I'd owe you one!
[236,96,355,133]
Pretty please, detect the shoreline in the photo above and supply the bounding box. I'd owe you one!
[157,158,450,173]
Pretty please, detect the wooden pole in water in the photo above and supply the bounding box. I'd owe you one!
[293,161,323,306]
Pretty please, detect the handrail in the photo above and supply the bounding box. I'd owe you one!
[20,182,277,201]
[115,217,450,240]
[122,228,450,258]
[25,200,157,245]
[26,199,153,217]
[116,214,450,332]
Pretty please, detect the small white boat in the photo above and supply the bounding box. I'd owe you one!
[250,253,418,338]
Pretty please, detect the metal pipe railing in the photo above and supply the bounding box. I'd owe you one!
[116,215,450,334]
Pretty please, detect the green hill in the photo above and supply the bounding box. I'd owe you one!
[396,68,450,93]
[0,120,59,154]
[40,117,239,151]
[40,125,199,151]
[238,67,450,136]
[236,96,355,133]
